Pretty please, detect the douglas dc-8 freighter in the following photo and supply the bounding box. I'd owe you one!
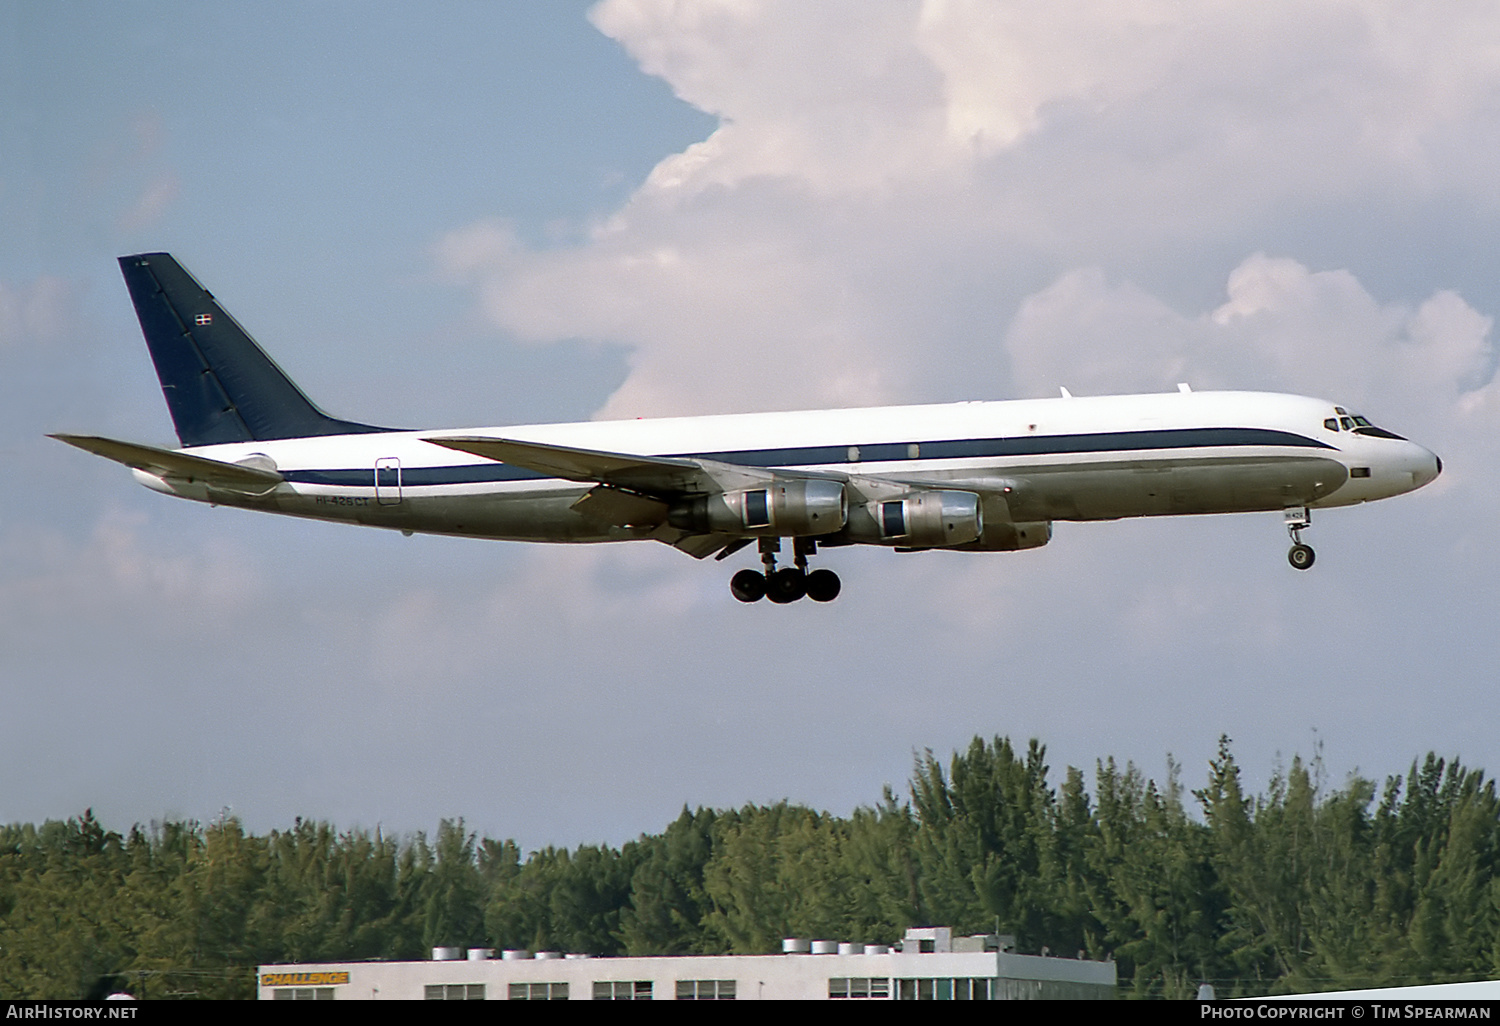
[54,253,1442,603]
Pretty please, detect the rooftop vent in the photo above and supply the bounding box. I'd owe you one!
[900,927,952,953]
[953,933,1014,953]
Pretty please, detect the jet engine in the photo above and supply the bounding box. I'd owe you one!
[669,478,848,536]
[846,490,985,548]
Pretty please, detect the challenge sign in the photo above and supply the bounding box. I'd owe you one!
[261,972,350,987]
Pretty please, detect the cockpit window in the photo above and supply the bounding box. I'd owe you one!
[1329,406,1407,440]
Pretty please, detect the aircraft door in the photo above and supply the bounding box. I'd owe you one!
[375,457,402,505]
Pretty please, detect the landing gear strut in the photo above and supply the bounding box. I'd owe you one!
[1285,507,1315,570]
[729,537,841,603]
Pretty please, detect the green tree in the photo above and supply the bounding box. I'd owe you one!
[909,737,1057,944]
[619,807,717,954]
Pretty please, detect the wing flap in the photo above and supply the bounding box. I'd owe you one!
[569,485,671,528]
[667,531,740,559]
[50,434,284,495]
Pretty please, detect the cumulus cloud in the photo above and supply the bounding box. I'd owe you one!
[425,6,1500,801]
[437,0,1500,424]
[427,2,1500,690]
[593,0,945,195]
[425,1,1500,686]
[1006,253,1496,500]
[1007,254,1496,407]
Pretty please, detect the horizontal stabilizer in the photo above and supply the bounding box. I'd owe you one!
[50,434,283,495]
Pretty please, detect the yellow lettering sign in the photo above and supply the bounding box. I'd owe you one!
[260,971,350,987]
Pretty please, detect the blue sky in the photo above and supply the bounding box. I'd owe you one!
[3,1,1498,850]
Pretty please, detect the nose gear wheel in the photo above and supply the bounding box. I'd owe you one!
[1288,544,1315,570]
[1284,507,1315,571]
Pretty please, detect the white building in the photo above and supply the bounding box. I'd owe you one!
[258,927,1116,1001]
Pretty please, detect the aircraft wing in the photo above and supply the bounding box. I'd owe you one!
[425,434,847,494]
[50,434,284,495]
[426,434,846,558]
[427,435,708,492]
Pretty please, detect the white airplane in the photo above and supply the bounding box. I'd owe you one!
[54,253,1441,603]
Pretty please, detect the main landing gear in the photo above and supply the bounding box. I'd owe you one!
[730,538,841,603]
[1285,507,1315,571]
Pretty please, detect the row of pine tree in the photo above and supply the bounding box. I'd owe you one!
[2,736,1497,999]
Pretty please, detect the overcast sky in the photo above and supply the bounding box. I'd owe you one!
[3,0,1497,850]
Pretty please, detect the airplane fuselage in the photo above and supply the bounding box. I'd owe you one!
[57,253,1441,603]
[134,389,1439,547]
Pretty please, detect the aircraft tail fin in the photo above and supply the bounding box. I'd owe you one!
[118,253,388,446]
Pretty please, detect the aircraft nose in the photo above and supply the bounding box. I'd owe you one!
[1412,446,1441,489]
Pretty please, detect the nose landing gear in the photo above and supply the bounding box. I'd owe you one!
[1285,507,1315,570]
[730,537,841,603]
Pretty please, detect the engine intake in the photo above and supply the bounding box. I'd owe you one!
[669,478,848,536]
[855,490,984,548]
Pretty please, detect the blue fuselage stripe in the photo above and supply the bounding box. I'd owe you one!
[280,426,1334,488]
